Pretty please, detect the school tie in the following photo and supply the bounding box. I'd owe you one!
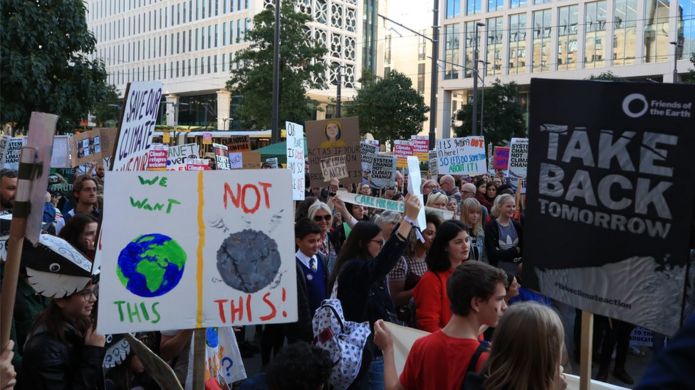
[309,257,317,272]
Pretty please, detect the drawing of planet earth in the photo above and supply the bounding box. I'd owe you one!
[216,229,281,293]
[117,233,186,298]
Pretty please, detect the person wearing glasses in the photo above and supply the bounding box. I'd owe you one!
[413,220,471,332]
[58,176,101,234]
[307,201,343,273]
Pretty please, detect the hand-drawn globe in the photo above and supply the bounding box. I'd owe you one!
[117,234,186,298]
[216,229,281,293]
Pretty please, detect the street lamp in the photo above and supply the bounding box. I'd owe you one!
[472,22,485,136]
[478,60,488,137]
[669,41,683,83]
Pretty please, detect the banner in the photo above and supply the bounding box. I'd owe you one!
[336,191,453,221]
[265,157,279,169]
[508,138,529,178]
[25,112,58,244]
[51,135,72,168]
[99,128,119,164]
[410,135,429,162]
[369,155,396,189]
[394,140,413,169]
[493,146,510,170]
[167,143,200,171]
[319,155,348,181]
[435,136,487,176]
[113,81,163,171]
[185,328,247,388]
[214,144,231,170]
[523,79,695,336]
[286,121,305,200]
[241,151,261,169]
[2,137,23,170]
[97,170,297,334]
[229,152,243,169]
[306,117,361,186]
[360,142,378,172]
[147,144,168,171]
[227,135,251,152]
[428,150,438,177]
[185,158,211,171]
[72,129,103,166]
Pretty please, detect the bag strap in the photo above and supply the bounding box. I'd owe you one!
[466,340,490,375]
[321,302,347,334]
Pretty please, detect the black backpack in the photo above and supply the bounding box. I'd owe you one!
[462,340,490,390]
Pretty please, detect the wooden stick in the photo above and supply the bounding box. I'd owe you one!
[192,328,206,390]
[0,149,35,344]
[579,310,594,390]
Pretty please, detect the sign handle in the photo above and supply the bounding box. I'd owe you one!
[579,310,593,390]
[0,148,35,344]
[192,328,206,390]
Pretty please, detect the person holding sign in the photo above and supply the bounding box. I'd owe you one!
[328,194,422,389]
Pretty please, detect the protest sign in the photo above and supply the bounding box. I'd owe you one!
[147,144,168,171]
[2,137,23,170]
[406,156,426,229]
[319,155,348,181]
[360,142,377,172]
[428,150,438,177]
[394,140,413,169]
[365,139,379,147]
[72,129,103,166]
[241,151,261,169]
[99,128,118,163]
[369,155,396,189]
[227,135,251,152]
[50,135,72,168]
[97,169,297,334]
[0,137,9,168]
[167,143,200,171]
[410,135,429,162]
[336,191,453,221]
[229,152,243,169]
[184,328,246,388]
[493,146,510,170]
[214,144,231,170]
[286,121,305,200]
[185,158,211,171]
[203,132,213,145]
[523,79,695,336]
[306,117,361,186]
[265,157,279,169]
[435,136,487,176]
[113,81,162,171]
[508,138,529,178]
[25,112,58,244]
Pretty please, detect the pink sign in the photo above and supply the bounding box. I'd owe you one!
[493,146,510,170]
[147,146,168,171]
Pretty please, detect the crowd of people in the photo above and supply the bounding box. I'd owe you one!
[0,164,693,390]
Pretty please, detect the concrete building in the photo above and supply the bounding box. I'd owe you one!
[86,0,373,129]
[436,0,695,138]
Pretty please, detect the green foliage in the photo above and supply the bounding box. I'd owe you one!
[92,84,121,127]
[1,0,110,131]
[226,0,327,129]
[453,79,526,146]
[345,70,429,145]
[681,53,695,84]
[588,71,624,81]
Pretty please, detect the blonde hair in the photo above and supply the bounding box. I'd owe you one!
[460,198,484,236]
[426,192,448,209]
[483,302,565,390]
[490,193,515,218]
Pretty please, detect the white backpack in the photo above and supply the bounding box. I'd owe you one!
[312,298,371,390]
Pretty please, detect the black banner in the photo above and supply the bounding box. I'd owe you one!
[523,79,695,336]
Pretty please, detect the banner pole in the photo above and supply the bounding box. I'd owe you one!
[579,311,593,390]
[192,329,205,390]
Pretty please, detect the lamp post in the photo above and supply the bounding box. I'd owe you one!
[335,64,343,118]
[478,60,488,136]
[271,0,281,143]
[669,41,683,83]
[472,22,485,136]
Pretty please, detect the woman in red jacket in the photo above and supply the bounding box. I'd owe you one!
[413,220,471,332]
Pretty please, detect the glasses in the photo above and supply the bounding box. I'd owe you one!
[77,287,98,300]
[370,239,385,247]
[313,215,332,222]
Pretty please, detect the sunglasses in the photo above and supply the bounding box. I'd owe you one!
[313,215,332,222]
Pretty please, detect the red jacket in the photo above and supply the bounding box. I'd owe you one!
[413,269,453,332]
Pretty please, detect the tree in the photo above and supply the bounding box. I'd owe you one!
[588,71,624,81]
[453,79,526,146]
[92,84,121,127]
[226,0,327,130]
[1,0,110,131]
[681,53,695,84]
[345,70,429,145]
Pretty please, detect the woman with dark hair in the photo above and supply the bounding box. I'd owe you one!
[329,195,421,389]
[475,179,493,213]
[59,213,99,260]
[412,220,470,332]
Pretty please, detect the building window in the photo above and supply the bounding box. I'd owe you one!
[644,0,670,63]
[215,24,218,47]
[467,0,482,15]
[510,0,527,9]
[446,0,461,18]
[464,21,479,78]
[488,0,503,12]
[418,32,427,60]
[444,24,461,79]
[417,63,425,94]
[585,1,607,68]
[557,5,578,70]
[680,0,695,59]
[532,9,552,72]
[613,0,637,65]
[486,17,503,76]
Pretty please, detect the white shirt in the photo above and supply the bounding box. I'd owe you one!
[295,249,317,271]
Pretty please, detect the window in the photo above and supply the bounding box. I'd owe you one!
[464,21,479,78]
[467,0,482,15]
[532,9,552,72]
[557,5,578,70]
[486,17,503,76]
[215,24,218,47]
[444,24,460,79]
[644,0,670,63]
[510,0,527,9]
[488,0,503,12]
[585,1,607,68]
[446,0,460,18]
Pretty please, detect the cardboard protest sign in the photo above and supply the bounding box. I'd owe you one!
[184,328,246,388]
[369,155,396,189]
[307,117,361,186]
[167,143,200,171]
[214,144,231,170]
[241,151,261,169]
[410,135,429,162]
[406,156,426,229]
[394,140,413,169]
[203,132,213,145]
[185,158,211,171]
[112,81,163,171]
[435,136,486,176]
[227,135,251,152]
[319,155,348,181]
[493,146,510,170]
[428,150,438,177]
[2,137,23,170]
[99,128,118,162]
[265,157,279,169]
[147,144,168,171]
[286,121,305,200]
[337,191,453,221]
[360,142,377,172]
[72,129,103,166]
[365,139,379,147]
[523,79,695,336]
[97,170,297,334]
[508,138,529,178]
[50,135,72,168]
[25,112,58,244]
[229,153,243,169]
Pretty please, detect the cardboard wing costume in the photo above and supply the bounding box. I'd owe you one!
[23,234,94,298]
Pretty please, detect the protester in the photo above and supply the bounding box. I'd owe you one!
[425,192,448,210]
[160,329,193,385]
[505,273,521,303]
[58,176,100,233]
[446,196,458,214]
[485,182,498,204]
[461,182,477,200]
[328,194,421,389]
[475,179,493,212]
[374,211,402,241]
[383,187,396,200]
[0,169,17,214]
[461,198,486,262]
[388,214,441,324]
[394,171,404,192]
[485,194,522,276]
[421,180,438,199]
[439,175,461,202]
[295,196,318,221]
[413,220,470,332]
[359,183,372,196]
[349,203,370,222]
[481,302,567,390]
[58,213,99,261]
[307,201,342,273]
[374,261,508,390]
[595,317,635,384]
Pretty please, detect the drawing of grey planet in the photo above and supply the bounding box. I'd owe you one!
[216,229,281,293]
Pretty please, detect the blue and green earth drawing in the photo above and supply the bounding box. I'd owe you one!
[117,233,187,298]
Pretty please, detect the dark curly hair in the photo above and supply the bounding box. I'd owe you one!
[266,341,332,390]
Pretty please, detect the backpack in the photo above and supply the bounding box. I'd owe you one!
[312,298,371,390]
[461,340,490,390]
